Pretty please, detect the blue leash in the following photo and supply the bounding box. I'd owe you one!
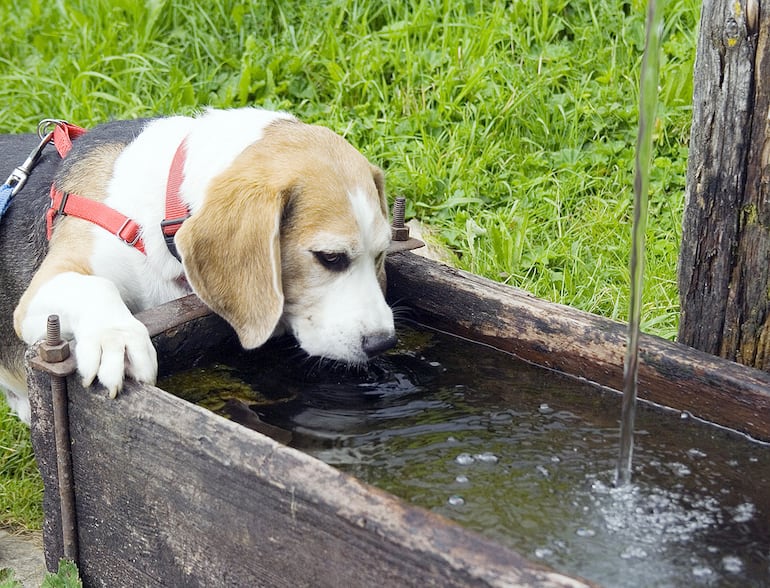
[0,128,55,222]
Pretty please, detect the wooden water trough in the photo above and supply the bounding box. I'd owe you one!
[27,251,770,587]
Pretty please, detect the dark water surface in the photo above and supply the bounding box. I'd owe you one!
[161,325,770,587]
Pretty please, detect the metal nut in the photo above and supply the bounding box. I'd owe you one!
[39,340,71,363]
[391,226,410,241]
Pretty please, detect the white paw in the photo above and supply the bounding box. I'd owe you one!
[74,316,158,398]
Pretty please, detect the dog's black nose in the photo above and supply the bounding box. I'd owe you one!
[362,332,398,358]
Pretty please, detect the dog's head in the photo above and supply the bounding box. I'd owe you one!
[174,119,396,363]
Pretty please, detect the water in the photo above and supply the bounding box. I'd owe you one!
[162,325,770,588]
[617,0,664,487]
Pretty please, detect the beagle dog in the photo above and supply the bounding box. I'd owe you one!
[0,108,396,424]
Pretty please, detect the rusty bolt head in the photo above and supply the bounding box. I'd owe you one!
[391,226,410,241]
[39,340,71,363]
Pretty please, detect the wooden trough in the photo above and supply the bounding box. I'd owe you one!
[27,252,770,587]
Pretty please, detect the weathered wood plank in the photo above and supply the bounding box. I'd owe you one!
[386,252,770,441]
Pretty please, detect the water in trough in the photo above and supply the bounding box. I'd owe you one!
[161,324,770,588]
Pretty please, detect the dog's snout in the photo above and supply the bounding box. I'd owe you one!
[362,332,397,358]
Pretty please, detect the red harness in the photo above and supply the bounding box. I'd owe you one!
[46,122,190,259]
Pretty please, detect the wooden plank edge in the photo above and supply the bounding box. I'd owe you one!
[386,252,770,441]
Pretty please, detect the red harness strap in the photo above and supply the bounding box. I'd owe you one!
[161,139,190,260]
[51,122,87,157]
[46,187,145,252]
[45,122,191,258]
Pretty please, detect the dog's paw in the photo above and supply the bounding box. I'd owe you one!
[75,316,158,398]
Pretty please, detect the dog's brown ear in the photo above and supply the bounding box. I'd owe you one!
[175,166,287,350]
[371,165,388,218]
[371,165,389,292]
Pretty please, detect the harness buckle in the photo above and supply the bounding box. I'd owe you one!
[160,216,189,261]
[116,219,141,247]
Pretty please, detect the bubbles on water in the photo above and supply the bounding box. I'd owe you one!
[534,547,554,559]
[691,565,714,579]
[687,448,707,459]
[538,403,554,414]
[575,527,595,537]
[455,453,475,465]
[721,555,744,574]
[667,462,691,477]
[731,502,755,523]
[591,477,722,553]
[620,545,648,559]
[474,452,499,464]
[447,495,465,507]
[455,474,469,484]
[536,465,550,478]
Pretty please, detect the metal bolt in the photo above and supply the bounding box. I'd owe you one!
[42,314,79,564]
[40,315,70,363]
[391,196,410,241]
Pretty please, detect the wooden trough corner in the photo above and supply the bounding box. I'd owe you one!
[26,252,770,587]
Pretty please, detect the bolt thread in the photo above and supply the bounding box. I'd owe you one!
[392,196,406,228]
[46,314,61,346]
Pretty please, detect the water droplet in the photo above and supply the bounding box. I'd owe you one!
[550,455,561,463]
[428,361,441,367]
[620,546,648,559]
[732,502,755,523]
[455,453,475,465]
[722,555,744,574]
[534,547,553,558]
[447,495,465,506]
[668,462,691,476]
[749,456,759,463]
[539,403,554,414]
[474,452,499,464]
[446,436,458,443]
[692,565,714,579]
[455,474,469,484]
[576,527,596,537]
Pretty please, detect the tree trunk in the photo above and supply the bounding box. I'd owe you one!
[677,0,770,369]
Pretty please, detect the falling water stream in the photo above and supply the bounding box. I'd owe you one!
[616,0,664,487]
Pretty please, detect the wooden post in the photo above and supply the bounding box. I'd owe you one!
[677,0,770,368]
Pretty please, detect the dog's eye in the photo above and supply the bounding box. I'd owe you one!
[313,251,349,271]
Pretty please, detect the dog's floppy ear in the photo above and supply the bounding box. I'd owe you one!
[372,165,387,218]
[371,165,389,291]
[174,163,288,349]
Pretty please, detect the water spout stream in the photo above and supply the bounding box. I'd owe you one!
[616,0,664,486]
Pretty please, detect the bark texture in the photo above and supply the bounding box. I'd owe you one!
[678,0,770,369]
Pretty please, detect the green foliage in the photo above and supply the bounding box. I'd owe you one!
[0,0,698,339]
[0,560,82,588]
[41,560,82,588]
[0,398,43,530]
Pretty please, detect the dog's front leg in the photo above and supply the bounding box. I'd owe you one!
[14,271,158,398]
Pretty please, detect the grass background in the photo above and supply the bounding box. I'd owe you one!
[0,0,699,530]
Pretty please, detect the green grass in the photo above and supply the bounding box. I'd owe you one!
[0,397,43,530]
[0,0,699,530]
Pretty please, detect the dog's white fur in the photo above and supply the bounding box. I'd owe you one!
[4,108,395,423]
